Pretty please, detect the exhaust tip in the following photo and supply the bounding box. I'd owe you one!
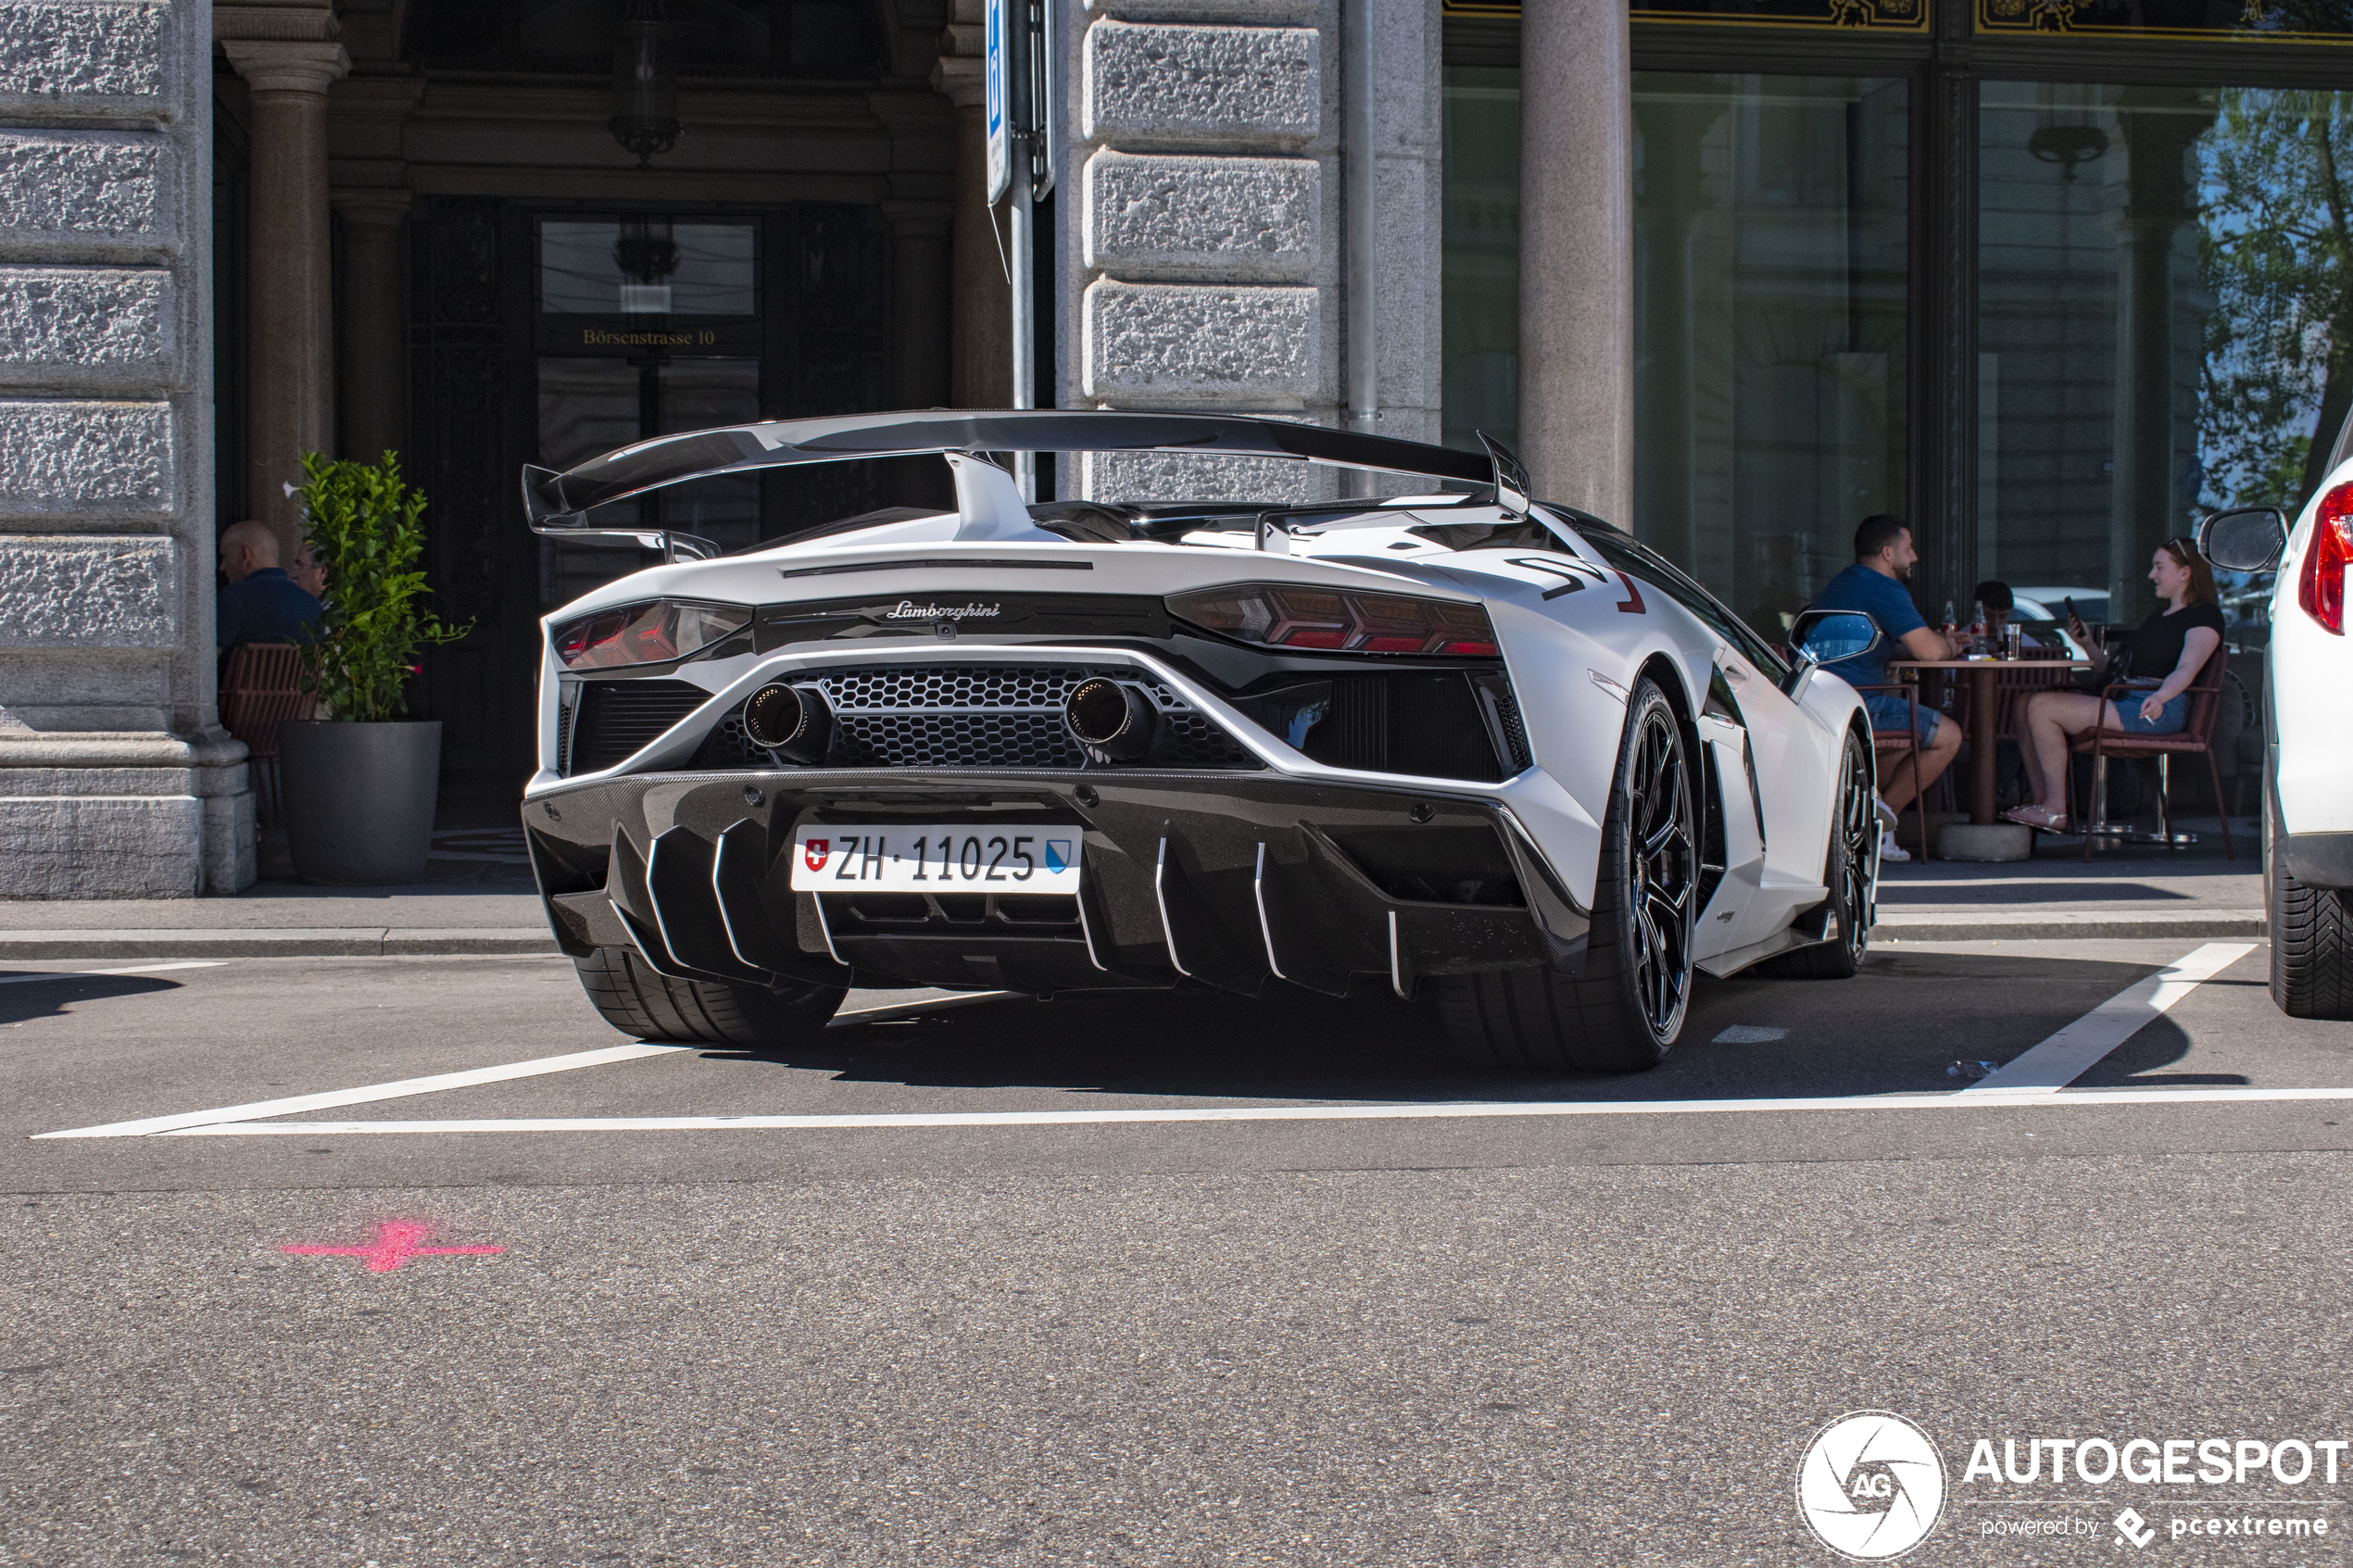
[1065,677,1156,760]
[742,682,834,762]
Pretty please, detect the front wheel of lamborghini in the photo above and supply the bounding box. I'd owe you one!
[573,947,844,1051]
[1439,676,1700,1073]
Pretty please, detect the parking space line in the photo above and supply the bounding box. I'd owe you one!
[0,961,226,988]
[31,1041,695,1140]
[142,1083,2353,1136]
[1960,942,2256,1094]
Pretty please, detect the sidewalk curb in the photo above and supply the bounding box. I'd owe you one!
[0,928,562,960]
[1869,910,2267,942]
[0,914,2266,960]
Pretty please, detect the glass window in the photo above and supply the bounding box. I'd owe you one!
[539,219,757,316]
[1441,65,1522,454]
[1631,73,1911,643]
[1979,84,2353,652]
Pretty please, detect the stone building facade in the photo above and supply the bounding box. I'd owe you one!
[1,0,249,897]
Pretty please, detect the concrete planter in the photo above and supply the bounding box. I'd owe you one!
[280,721,442,884]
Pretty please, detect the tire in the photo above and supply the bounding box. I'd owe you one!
[1440,676,1700,1073]
[573,947,845,1049]
[1752,725,1876,980]
[2269,789,2353,1020]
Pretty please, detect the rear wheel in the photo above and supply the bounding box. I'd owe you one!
[1440,677,1699,1073]
[573,947,845,1048]
[2270,790,2353,1020]
[1753,726,1876,980]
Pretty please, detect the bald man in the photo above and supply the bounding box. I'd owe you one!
[216,519,321,655]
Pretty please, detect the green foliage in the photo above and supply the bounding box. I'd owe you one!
[293,451,472,722]
[2198,91,2353,513]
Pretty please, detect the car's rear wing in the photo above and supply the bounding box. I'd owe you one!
[520,408,1503,531]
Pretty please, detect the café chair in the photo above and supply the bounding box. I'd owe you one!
[218,642,317,825]
[2067,659,2232,862]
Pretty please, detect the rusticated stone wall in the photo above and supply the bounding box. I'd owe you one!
[1063,0,1441,505]
[0,0,250,897]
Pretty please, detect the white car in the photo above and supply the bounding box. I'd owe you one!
[2199,466,2353,1019]
[516,411,1882,1071]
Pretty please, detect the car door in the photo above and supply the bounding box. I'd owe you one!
[1575,532,1837,948]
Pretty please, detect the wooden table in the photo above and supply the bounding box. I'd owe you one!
[1889,659,2091,825]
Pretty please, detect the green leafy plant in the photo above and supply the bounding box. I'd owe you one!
[293,451,472,722]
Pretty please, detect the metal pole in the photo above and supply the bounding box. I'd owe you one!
[1010,166,1035,501]
[1343,0,1378,500]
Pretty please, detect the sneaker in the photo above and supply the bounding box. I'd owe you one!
[1875,796,1899,832]
[1878,829,1910,863]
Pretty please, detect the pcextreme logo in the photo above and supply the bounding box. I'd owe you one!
[1797,1411,1949,1561]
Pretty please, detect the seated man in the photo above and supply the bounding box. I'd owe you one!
[1812,514,1962,863]
[1973,579,2052,655]
[217,520,322,667]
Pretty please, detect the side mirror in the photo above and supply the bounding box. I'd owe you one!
[2196,507,2286,573]
[1784,608,1883,700]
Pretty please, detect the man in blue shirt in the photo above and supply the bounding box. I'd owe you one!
[1812,514,1960,862]
[216,519,322,669]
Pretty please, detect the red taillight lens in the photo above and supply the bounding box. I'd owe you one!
[550,600,750,670]
[2303,482,2353,635]
[1165,585,1501,657]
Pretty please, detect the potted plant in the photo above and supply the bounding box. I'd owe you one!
[278,452,472,884]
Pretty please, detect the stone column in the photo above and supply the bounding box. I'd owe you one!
[1516,0,1632,522]
[0,0,253,897]
[931,5,1010,408]
[221,39,347,558]
[333,189,409,464]
[1070,4,1338,504]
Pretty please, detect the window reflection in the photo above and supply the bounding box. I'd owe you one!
[540,219,757,315]
[1631,73,1911,639]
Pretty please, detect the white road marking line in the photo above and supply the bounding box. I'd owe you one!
[0,961,227,988]
[1960,942,2256,1094]
[145,1083,2353,1136]
[33,1041,693,1139]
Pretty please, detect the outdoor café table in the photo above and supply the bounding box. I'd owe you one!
[1888,657,2092,827]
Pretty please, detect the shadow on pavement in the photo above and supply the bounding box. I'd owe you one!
[693,947,2175,1106]
[0,972,190,1026]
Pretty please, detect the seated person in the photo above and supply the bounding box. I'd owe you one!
[290,538,327,600]
[216,520,322,666]
[1972,579,2053,654]
[2006,538,2224,833]
[1813,514,1962,864]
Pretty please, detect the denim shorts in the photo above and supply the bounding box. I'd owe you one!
[1863,691,1943,744]
[2110,692,2188,735]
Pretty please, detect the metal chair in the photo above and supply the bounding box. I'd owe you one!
[2067,657,2232,861]
[1848,681,1935,863]
[219,643,316,824]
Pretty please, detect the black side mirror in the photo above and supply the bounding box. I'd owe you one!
[2196,507,2287,573]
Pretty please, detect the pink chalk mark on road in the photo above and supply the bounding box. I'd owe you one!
[281,1220,503,1273]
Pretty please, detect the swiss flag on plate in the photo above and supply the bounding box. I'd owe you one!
[804,839,829,872]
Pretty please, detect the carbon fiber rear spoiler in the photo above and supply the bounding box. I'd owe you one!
[520,408,1501,530]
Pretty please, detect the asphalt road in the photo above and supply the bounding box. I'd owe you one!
[5,939,2351,1566]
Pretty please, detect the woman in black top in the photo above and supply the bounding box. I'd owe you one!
[2006,539,2226,832]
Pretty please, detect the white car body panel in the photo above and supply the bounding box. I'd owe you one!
[2271,459,2353,840]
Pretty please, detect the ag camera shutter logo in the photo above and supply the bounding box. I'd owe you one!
[1797,1411,1947,1560]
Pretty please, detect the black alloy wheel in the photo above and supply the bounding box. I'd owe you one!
[1438,676,1700,1073]
[1755,726,1875,980]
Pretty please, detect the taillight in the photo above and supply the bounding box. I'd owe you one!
[1165,585,1501,657]
[550,600,749,670]
[2304,482,2353,635]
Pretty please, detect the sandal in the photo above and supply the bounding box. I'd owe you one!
[2002,804,2070,832]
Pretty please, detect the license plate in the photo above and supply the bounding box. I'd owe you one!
[789,825,1083,894]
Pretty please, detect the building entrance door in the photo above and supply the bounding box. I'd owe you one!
[408,199,889,802]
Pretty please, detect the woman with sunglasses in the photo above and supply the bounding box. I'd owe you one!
[2005,537,2225,833]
